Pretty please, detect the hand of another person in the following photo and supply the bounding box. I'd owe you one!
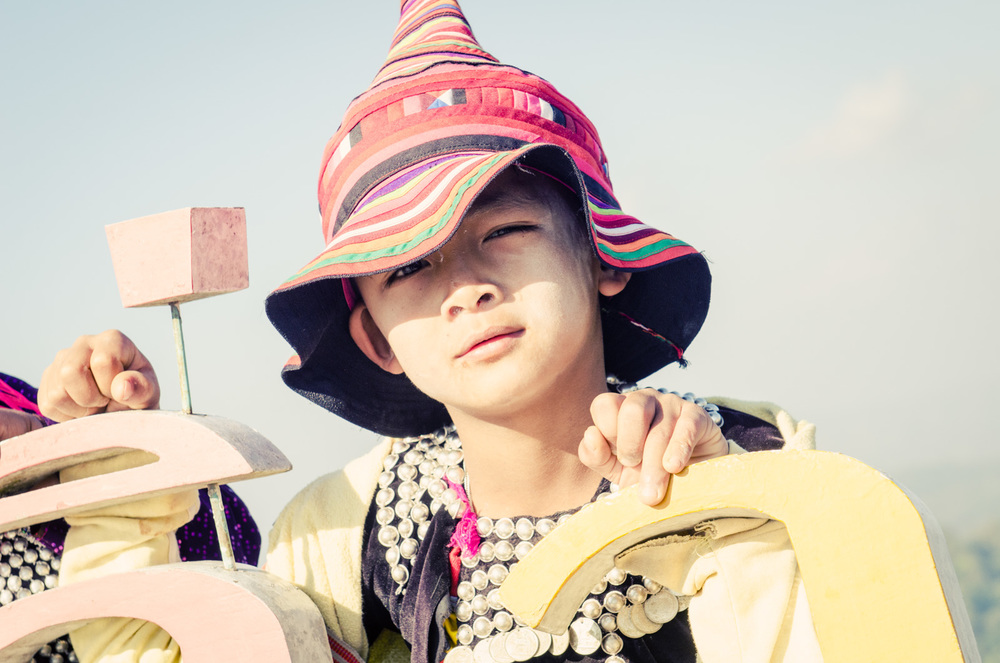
[578,388,728,506]
[0,409,44,441]
[39,330,160,422]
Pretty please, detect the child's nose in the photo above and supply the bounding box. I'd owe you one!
[442,281,501,318]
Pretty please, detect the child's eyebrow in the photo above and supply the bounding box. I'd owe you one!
[465,190,537,218]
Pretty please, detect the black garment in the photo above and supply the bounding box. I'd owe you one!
[359,405,785,663]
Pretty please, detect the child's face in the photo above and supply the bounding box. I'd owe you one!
[350,170,629,420]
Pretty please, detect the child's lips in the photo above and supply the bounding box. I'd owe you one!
[456,326,525,359]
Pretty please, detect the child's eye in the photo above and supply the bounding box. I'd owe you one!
[486,224,537,241]
[385,260,427,286]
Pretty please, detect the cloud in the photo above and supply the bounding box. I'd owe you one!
[788,70,909,161]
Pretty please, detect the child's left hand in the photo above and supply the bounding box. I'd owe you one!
[578,389,728,506]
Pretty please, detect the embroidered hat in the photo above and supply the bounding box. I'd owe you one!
[265,0,711,437]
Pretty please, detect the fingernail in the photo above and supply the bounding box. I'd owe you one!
[641,482,662,504]
[118,379,134,401]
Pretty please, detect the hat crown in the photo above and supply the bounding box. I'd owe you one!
[374,0,498,87]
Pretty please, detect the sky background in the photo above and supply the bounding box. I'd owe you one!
[3,0,999,546]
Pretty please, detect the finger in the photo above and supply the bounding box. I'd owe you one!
[107,370,160,411]
[0,410,44,441]
[663,402,716,473]
[637,413,674,505]
[589,392,625,445]
[47,348,109,421]
[615,391,657,467]
[578,425,623,485]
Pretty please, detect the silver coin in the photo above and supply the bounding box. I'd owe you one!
[474,639,496,663]
[603,590,626,613]
[378,526,399,547]
[606,567,627,586]
[0,589,12,606]
[615,605,644,639]
[535,518,556,536]
[493,611,514,632]
[549,630,570,656]
[630,601,662,634]
[514,518,534,540]
[0,563,9,578]
[444,645,476,663]
[602,632,624,655]
[457,624,474,646]
[23,548,38,565]
[487,563,509,586]
[489,635,514,663]
[494,540,514,561]
[376,506,395,525]
[456,601,473,623]
[470,569,489,590]
[473,616,494,638]
[44,574,57,589]
[513,541,534,561]
[390,564,409,585]
[643,577,663,593]
[643,590,679,624]
[532,630,552,657]
[487,588,505,611]
[395,500,413,519]
[471,594,489,615]
[375,487,395,506]
[599,613,618,632]
[479,541,496,563]
[457,581,476,601]
[504,627,539,662]
[397,463,418,481]
[411,503,430,523]
[626,583,648,604]
[400,538,419,559]
[398,518,415,539]
[568,617,602,655]
[447,466,465,484]
[391,440,409,454]
[581,597,602,619]
[494,518,515,539]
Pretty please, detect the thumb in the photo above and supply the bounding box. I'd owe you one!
[108,370,160,411]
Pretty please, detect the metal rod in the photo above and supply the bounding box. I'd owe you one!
[169,302,193,415]
[168,302,237,570]
[208,483,237,570]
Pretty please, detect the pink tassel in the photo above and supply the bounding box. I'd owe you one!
[0,380,43,416]
[446,477,480,558]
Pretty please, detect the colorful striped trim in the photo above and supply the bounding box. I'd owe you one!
[285,151,513,285]
[373,0,497,86]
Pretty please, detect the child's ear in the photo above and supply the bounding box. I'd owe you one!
[348,304,404,375]
[597,266,631,297]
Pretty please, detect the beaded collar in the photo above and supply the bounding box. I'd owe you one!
[373,425,695,663]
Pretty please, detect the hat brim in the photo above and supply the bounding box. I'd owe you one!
[266,144,710,437]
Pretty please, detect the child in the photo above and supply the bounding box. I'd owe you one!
[40,1,815,661]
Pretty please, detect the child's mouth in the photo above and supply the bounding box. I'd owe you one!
[457,327,525,360]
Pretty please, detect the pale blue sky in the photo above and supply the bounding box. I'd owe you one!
[3,0,998,539]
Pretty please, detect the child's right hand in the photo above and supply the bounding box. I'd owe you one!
[39,330,160,422]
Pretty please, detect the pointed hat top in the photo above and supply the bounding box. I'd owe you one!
[372,0,498,87]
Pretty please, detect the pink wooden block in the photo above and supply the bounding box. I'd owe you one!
[105,207,249,307]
